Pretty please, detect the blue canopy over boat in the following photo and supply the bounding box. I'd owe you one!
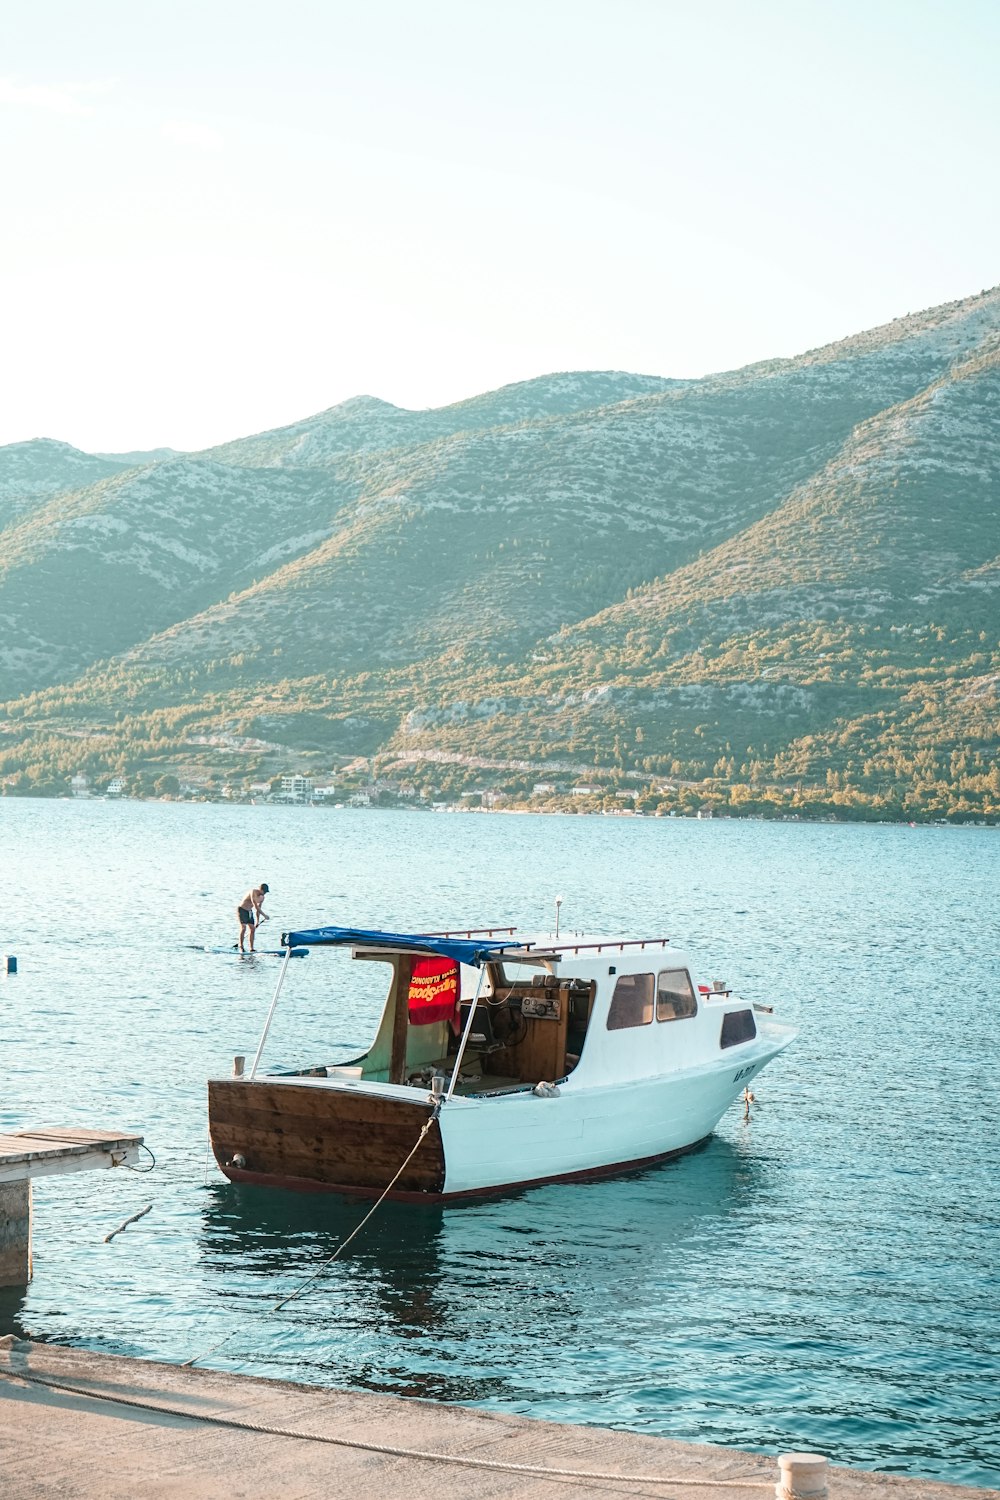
[279,925,518,968]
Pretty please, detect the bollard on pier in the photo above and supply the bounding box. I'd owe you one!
[777,1452,829,1499]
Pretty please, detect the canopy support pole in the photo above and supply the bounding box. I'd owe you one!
[248,947,293,1081]
[388,954,414,1085]
[446,965,487,1101]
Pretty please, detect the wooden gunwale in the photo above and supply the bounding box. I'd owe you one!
[208,1079,444,1193]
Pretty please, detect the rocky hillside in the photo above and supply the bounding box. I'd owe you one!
[1,287,998,818]
[198,371,678,468]
[0,440,137,526]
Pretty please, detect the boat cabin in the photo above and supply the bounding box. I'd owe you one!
[267,926,758,1097]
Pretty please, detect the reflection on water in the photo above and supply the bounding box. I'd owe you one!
[196,1136,757,1404]
[3,802,999,1486]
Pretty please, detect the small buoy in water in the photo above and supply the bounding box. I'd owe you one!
[4,955,16,975]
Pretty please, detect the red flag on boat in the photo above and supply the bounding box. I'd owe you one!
[407,956,460,1026]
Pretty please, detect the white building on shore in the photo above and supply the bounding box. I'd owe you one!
[280,774,314,802]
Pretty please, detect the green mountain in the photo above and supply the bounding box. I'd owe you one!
[1,290,998,819]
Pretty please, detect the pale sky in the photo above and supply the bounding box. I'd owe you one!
[1,0,998,453]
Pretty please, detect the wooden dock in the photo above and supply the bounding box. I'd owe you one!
[0,1337,996,1500]
[0,1128,143,1285]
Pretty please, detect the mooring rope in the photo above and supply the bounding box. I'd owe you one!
[182,1109,440,1368]
[103,1204,152,1243]
[121,1145,157,1174]
[0,1365,774,1489]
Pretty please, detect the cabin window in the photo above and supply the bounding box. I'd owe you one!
[656,969,697,1022]
[720,1009,757,1048]
[606,972,654,1030]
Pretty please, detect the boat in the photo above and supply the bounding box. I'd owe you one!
[207,923,796,1200]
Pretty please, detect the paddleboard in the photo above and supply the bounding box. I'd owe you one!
[188,945,309,957]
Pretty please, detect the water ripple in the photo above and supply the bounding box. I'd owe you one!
[2,802,997,1486]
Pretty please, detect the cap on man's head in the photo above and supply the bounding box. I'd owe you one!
[261,883,269,893]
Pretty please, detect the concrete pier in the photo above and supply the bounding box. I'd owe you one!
[1,1338,996,1500]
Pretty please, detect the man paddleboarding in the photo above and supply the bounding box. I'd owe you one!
[237,883,269,953]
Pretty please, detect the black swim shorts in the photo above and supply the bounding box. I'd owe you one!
[237,906,254,925]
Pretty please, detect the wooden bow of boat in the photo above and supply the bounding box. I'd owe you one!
[208,1078,445,1196]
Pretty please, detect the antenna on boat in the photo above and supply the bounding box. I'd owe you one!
[554,894,563,941]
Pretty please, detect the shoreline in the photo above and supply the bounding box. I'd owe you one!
[1,789,997,827]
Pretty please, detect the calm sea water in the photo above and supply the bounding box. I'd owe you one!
[1,801,997,1487]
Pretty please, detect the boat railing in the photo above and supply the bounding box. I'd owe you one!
[547,936,672,956]
[420,926,518,939]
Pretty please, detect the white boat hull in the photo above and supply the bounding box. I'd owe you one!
[209,1026,790,1199]
[438,1028,790,1195]
[210,925,798,1201]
